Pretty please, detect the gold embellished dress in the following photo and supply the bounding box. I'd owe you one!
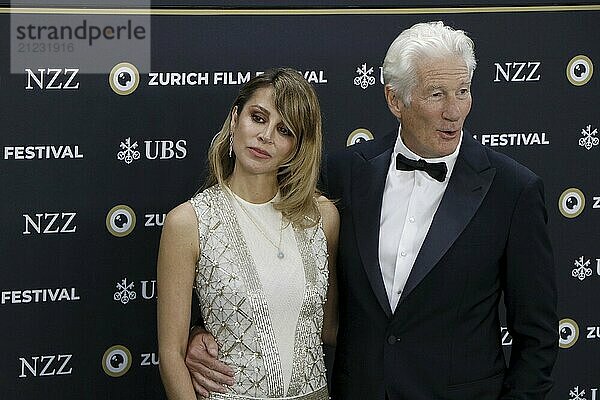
[189,185,329,400]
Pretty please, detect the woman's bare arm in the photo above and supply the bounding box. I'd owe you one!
[157,202,200,400]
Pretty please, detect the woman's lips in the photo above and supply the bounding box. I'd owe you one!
[248,147,271,158]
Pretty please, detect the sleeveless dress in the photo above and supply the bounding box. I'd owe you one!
[189,185,329,400]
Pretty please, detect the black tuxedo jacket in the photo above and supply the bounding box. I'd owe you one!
[322,131,557,400]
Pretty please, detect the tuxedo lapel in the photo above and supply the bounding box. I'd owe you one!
[351,133,396,318]
[399,133,496,303]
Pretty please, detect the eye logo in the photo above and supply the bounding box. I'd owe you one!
[102,345,132,377]
[567,55,593,86]
[558,188,585,218]
[346,128,374,147]
[109,62,140,95]
[106,205,136,237]
[558,318,579,349]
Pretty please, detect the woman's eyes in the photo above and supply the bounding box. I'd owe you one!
[278,126,292,136]
[250,113,292,136]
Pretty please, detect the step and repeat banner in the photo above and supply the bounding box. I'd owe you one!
[0,4,598,400]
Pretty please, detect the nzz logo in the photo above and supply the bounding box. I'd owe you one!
[117,137,187,165]
[494,61,541,82]
[19,354,73,378]
[25,68,80,90]
[23,212,77,234]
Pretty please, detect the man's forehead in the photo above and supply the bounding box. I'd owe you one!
[418,65,471,86]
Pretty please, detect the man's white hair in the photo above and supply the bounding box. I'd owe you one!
[383,21,477,106]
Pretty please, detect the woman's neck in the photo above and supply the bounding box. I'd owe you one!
[227,173,278,204]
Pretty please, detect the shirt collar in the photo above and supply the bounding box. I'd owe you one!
[392,124,463,181]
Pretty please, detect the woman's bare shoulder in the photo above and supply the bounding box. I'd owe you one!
[163,201,197,234]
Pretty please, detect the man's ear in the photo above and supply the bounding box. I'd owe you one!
[384,85,403,119]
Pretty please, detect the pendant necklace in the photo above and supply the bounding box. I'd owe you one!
[228,186,285,259]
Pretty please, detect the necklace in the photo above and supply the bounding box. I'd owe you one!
[228,186,285,259]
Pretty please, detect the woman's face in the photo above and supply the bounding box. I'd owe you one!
[230,86,296,179]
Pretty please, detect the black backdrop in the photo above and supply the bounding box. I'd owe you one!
[1,3,599,399]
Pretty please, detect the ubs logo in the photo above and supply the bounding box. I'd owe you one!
[559,318,579,349]
[117,137,141,164]
[109,62,139,95]
[106,205,136,237]
[572,256,593,281]
[567,55,593,86]
[117,137,187,164]
[102,345,132,377]
[114,278,136,304]
[568,386,599,400]
[353,63,376,90]
[579,125,599,151]
[113,278,156,304]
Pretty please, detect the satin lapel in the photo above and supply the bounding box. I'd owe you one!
[351,136,395,318]
[399,134,496,303]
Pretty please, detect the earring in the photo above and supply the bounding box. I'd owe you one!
[228,130,234,157]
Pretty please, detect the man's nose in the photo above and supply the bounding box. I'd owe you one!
[442,98,461,121]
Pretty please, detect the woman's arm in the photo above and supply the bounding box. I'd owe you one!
[317,196,340,346]
[157,202,200,400]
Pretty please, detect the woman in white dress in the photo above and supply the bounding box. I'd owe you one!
[157,68,339,400]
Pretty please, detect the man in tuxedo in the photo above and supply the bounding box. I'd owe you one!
[321,21,557,399]
[184,21,558,399]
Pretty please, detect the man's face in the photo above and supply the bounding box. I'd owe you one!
[386,56,472,158]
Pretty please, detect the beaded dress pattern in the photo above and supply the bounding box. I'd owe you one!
[189,185,329,399]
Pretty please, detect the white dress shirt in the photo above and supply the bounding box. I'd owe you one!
[379,126,462,312]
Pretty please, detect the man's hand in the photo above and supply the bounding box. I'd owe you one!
[185,326,236,397]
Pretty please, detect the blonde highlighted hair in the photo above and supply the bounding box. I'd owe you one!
[205,68,322,228]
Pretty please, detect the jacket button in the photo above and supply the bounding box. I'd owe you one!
[387,335,398,345]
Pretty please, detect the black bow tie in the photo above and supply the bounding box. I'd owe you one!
[396,153,447,182]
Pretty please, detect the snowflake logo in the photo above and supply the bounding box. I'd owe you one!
[572,256,593,281]
[578,125,599,150]
[117,137,141,164]
[113,278,137,304]
[569,386,586,400]
[353,63,376,90]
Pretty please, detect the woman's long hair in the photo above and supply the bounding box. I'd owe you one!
[204,68,323,228]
